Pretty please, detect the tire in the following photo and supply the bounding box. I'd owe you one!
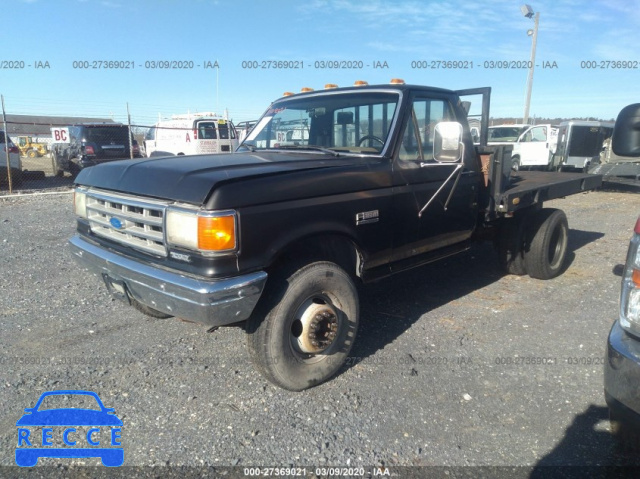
[524,208,569,280]
[511,158,520,172]
[9,168,23,187]
[610,411,640,453]
[497,215,528,275]
[246,261,359,391]
[131,297,172,319]
[51,152,63,177]
[27,149,38,158]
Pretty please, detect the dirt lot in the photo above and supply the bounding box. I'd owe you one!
[0,187,639,477]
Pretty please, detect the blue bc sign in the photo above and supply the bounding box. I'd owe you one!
[15,390,123,467]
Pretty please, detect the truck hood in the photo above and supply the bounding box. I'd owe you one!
[75,151,359,205]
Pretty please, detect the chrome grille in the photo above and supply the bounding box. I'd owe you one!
[85,189,168,257]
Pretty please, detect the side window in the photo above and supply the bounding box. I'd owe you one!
[145,127,156,141]
[333,103,395,149]
[199,123,217,139]
[531,127,547,142]
[70,127,80,142]
[399,98,455,162]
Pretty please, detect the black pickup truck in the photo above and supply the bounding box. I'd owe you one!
[69,81,601,390]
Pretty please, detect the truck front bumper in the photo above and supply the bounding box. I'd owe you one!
[604,320,640,429]
[69,235,268,327]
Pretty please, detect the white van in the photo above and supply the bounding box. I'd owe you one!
[511,124,558,170]
[144,113,238,157]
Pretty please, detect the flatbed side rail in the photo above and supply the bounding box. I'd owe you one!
[496,171,602,215]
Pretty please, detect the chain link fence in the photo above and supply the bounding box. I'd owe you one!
[1,98,251,196]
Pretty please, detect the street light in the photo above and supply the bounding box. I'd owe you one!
[521,4,539,125]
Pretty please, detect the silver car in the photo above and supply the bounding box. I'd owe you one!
[1,130,23,186]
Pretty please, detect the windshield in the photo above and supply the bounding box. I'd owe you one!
[243,91,400,154]
[37,393,101,411]
[85,127,131,145]
[198,120,236,140]
[568,125,611,157]
[488,126,529,142]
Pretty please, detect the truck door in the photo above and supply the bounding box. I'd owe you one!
[518,125,549,166]
[390,94,480,271]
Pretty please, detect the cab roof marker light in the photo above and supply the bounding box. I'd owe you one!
[354,80,369,86]
[300,87,314,93]
[282,92,295,97]
[390,78,405,84]
[324,83,339,89]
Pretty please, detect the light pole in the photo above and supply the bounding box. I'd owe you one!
[521,4,539,125]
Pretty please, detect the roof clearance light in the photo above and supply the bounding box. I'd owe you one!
[283,92,295,97]
[300,87,314,93]
[324,83,339,89]
[390,78,405,84]
[354,80,369,86]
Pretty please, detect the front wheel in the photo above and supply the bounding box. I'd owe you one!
[524,208,569,279]
[51,152,63,177]
[246,261,359,391]
[610,410,640,452]
[511,158,520,172]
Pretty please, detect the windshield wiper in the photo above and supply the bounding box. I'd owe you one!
[239,142,257,152]
[275,145,340,157]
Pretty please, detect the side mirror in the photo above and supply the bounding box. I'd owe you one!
[612,103,640,157]
[433,122,464,162]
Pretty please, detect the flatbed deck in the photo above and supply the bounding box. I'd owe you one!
[496,171,603,213]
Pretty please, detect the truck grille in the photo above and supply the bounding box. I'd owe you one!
[85,190,168,257]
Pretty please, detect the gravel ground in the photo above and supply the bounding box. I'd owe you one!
[0,187,639,477]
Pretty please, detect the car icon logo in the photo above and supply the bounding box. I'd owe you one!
[15,390,123,467]
[109,217,124,230]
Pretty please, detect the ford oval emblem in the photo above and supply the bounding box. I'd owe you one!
[110,217,124,229]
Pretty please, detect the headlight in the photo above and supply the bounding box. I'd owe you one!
[620,218,640,336]
[74,188,87,218]
[166,208,237,253]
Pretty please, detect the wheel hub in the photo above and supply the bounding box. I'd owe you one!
[295,300,339,354]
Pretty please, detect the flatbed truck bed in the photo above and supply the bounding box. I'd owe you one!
[497,171,602,213]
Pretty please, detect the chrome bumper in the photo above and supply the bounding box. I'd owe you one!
[604,320,640,424]
[69,235,268,326]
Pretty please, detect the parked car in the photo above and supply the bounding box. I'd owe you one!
[51,123,141,177]
[0,130,23,186]
[604,103,640,451]
[69,81,601,390]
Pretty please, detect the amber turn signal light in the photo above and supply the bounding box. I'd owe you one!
[198,215,236,251]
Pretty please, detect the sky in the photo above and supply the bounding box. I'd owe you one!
[1,0,638,127]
